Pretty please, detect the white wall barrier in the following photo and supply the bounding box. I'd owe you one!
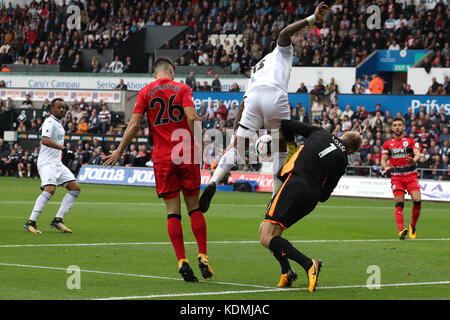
[288,67,357,94]
[332,176,450,202]
[407,68,450,94]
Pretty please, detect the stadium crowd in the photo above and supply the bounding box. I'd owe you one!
[1,74,449,180]
[0,0,449,179]
[0,0,448,74]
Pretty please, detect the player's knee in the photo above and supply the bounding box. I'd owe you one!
[259,234,271,249]
[395,202,404,208]
[68,182,81,192]
[44,186,56,195]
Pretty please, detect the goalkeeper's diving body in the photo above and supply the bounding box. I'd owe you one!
[199,2,330,213]
[260,120,362,291]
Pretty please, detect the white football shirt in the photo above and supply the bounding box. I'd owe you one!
[38,115,65,166]
[246,44,293,93]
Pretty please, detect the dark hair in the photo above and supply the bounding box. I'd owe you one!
[392,117,405,125]
[51,98,64,106]
[153,56,175,72]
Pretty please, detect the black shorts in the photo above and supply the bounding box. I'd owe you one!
[265,172,320,229]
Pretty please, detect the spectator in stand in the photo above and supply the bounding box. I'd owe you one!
[212,74,222,92]
[438,127,450,145]
[230,57,241,74]
[369,74,384,94]
[296,82,308,93]
[202,81,212,92]
[109,56,124,73]
[310,95,324,121]
[401,83,415,94]
[88,108,100,133]
[227,102,239,126]
[21,94,33,109]
[114,79,128,90]
[123,56,133,73]
[71,53,83,72]
[76,117,89,134]
[351,78,363,93]
[185,71,196,90]
[98,104,111,134]
[229,82,240,92]
[341,104,354,120]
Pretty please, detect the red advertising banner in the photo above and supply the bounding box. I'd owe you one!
[201,170,273,192]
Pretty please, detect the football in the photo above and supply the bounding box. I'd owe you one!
[255,134,272,159]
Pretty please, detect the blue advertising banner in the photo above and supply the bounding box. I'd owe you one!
[77,165,156,186]
[192,92,310,113]
[376,50,428,72]
[338,94,450,115]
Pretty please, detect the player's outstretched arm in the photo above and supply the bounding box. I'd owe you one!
[102,113,144,167]
[281,119,324,139]
[277,1,329,47]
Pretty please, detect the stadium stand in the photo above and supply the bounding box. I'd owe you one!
[0,0,448,180]
[0,0,448,71]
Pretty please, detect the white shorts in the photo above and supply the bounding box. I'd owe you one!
[236,86,290,139]
[38,163,76,189]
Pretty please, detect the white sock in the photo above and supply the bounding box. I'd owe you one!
[272,152,287,197]
[211,148,239,184]
[55,191,80,219]
[29,191,53,222]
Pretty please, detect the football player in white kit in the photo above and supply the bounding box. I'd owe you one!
[200,2,329,213]
[24,98,81,233]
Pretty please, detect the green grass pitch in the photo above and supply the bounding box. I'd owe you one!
[0,177,449,300]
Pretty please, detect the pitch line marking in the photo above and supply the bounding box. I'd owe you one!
[0,262,272,290]
[0,201,447,211]
[1,238,450,248]
[1,262,448,300]
[94,280,450,300]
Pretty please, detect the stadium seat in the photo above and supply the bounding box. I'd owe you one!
[209,34,219,42]
[228,34,237,40]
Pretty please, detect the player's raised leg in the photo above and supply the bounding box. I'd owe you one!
[200,133,250,213]
[50,180,80,233]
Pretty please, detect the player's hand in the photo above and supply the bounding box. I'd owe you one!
[382,167,391,175]
[406,157,415,164]
[102,150,121,167]
[314,2,329,21]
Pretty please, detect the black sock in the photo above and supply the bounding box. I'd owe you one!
[270,249,291,274]
[269,236,313,272]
